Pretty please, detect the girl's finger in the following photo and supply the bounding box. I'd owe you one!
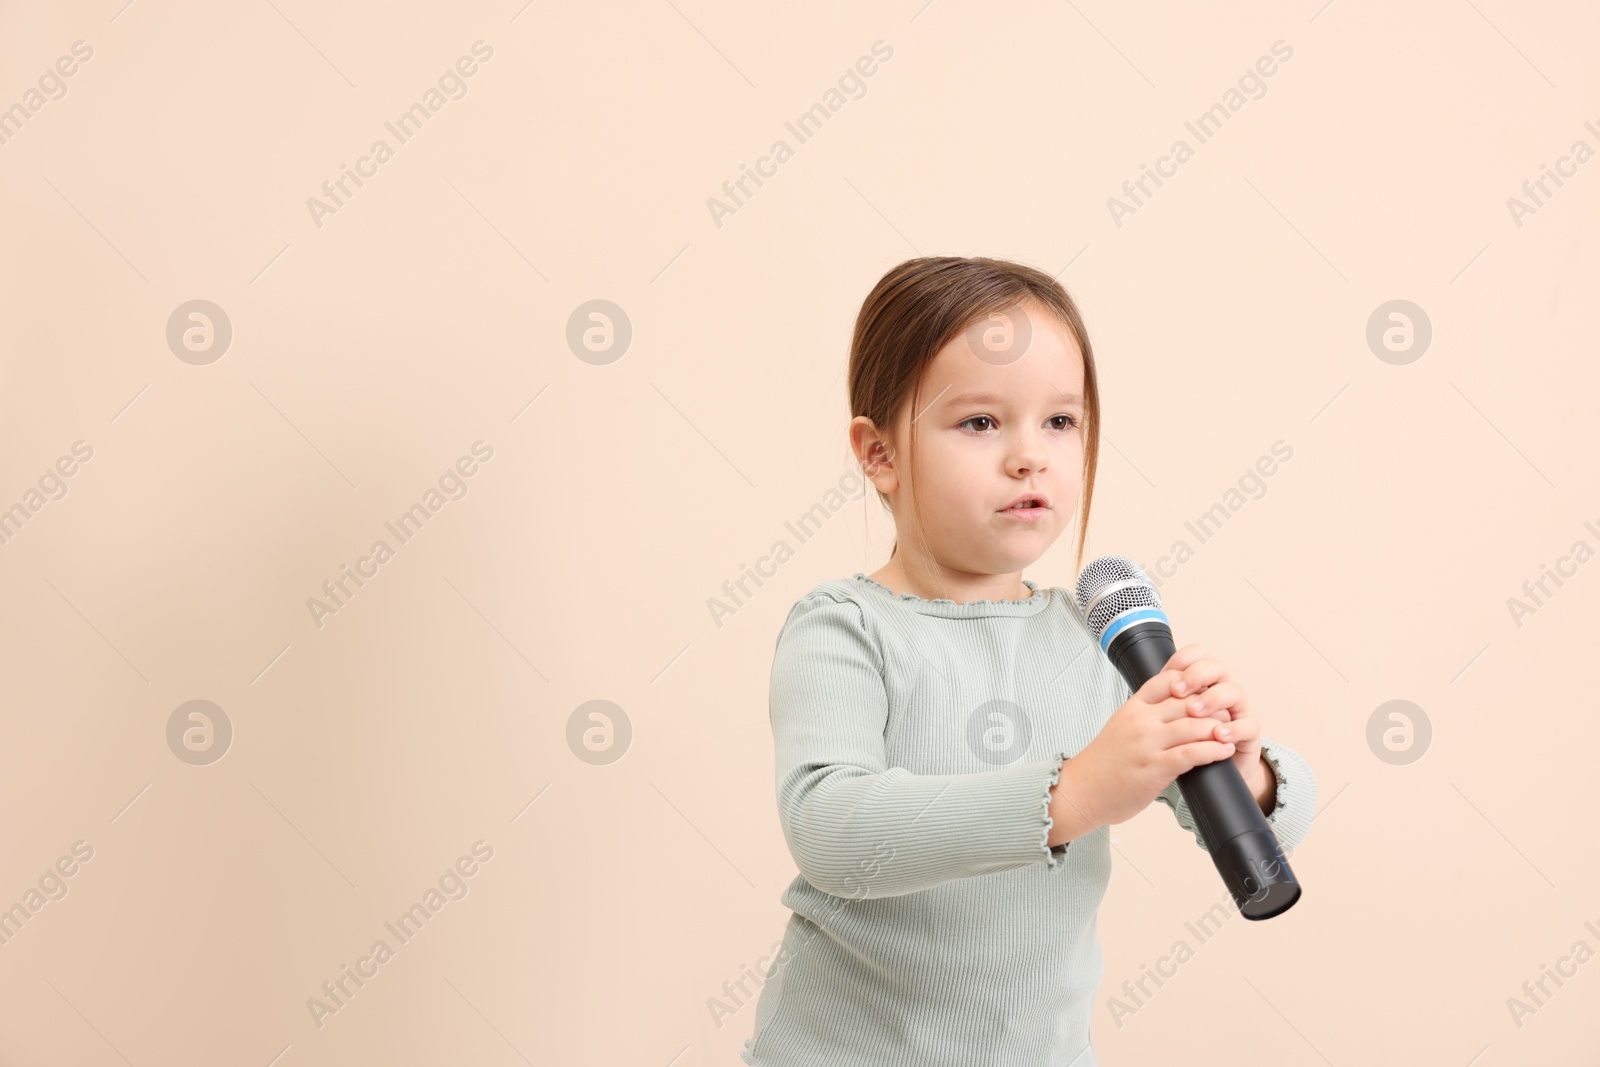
[1168,715,1234,749]
[1163,644,1207,674]
[1172,737,1236,774]
[1169,656,1229,698]
[1180,679,1243,716]
[1139,668,1188,706]
[1212,716,1259,744]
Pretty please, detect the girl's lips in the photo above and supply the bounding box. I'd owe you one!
[998,506,1050,521]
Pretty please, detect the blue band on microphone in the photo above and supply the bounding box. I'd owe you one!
[1099,607,1170,652]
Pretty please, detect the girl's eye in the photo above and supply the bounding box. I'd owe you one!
[959,414,1078,433]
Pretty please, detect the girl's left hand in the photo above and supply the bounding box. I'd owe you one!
[1161,644,1268,796]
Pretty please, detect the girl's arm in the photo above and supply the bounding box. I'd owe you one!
[769,594,1073,900]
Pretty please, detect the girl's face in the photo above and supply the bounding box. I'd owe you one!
[865,300,1086,576]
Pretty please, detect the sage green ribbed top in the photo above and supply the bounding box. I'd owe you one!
[741,573,1316,1067]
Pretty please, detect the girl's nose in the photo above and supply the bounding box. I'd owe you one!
[1007,440,1048,476]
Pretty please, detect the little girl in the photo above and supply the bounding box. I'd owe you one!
[740,257,1316,1066]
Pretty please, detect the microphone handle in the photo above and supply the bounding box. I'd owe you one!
[1107,622,1302,920]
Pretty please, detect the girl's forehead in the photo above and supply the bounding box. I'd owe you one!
[926,315,1085,392]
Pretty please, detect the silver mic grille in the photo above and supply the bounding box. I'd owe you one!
[1075,556,1164,641]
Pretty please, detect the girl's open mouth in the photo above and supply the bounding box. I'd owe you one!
[999,492,1050,519]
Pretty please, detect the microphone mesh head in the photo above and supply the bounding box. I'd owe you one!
[1075,556,1163,641]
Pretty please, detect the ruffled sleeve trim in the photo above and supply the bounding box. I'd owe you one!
[1260,743,1290,823]
[1041,750,1072,870]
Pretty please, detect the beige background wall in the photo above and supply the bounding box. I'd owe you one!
[1,0,1596,1063]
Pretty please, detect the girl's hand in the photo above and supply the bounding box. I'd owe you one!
[1049,650,1242,834]
[1162,644,1270,797]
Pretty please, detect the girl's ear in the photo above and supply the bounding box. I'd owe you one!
[861,438,897,492]
[850,416,898,492]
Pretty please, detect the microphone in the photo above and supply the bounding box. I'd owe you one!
[1075,556,1302,920]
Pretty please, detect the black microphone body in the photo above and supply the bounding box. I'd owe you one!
[1079,558,1302,920]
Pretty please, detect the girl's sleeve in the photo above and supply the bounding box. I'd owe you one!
[769,594,1071,900]
[1155,737,1317,857]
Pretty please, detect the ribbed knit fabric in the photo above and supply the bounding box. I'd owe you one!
[740,573,1317,1067]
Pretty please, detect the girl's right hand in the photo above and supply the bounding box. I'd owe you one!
[1050,666,1238,835]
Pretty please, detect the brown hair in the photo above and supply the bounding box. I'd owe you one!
[848,256,1103,576]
